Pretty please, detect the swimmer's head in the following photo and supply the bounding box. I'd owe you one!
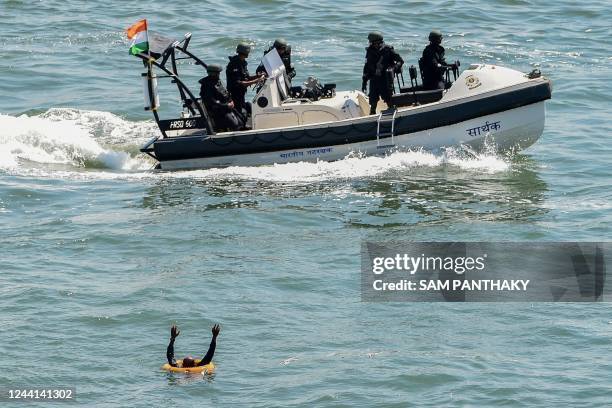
[182,357,196,368]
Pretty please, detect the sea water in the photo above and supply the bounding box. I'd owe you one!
[1,0,611,406]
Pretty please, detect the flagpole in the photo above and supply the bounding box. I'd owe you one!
[145,19,151,60]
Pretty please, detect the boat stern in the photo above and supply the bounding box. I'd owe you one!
[140,135,159,161]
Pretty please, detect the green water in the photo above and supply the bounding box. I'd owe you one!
[1,0,611,406]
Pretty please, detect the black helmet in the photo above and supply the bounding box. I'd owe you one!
[206,63,222,74]
[368,31,383,42]
[429,30,443,41]
[273,38,288,49]
[236,42,251,55]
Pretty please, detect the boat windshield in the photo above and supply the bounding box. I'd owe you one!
[262,48,290,100]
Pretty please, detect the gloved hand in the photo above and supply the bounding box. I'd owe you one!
[361,79,368,93]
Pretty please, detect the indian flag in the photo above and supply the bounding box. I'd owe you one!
[126,19,149,55]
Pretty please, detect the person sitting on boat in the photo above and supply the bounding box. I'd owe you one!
[166,324,220,368]
[421,30,450,90]
[256,38,296,82]
[199,64,244,132]
[226,42,265,121]
[361,31,404,115]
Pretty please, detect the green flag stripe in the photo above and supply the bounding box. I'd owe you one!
[129,41,149,55]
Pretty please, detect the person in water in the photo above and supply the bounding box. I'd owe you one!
[421,30,449,90]
[166,323,220,368]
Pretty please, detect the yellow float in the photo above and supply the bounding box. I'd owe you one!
[161,359,215,374]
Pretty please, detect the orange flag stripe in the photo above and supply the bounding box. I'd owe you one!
[126,19,147,39]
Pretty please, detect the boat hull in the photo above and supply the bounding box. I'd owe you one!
[145,73,551,170]
[157,101,545,170]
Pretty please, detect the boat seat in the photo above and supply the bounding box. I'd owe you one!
[391,89,444,107]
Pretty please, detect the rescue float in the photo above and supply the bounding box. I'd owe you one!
[134,33,552,170]
[161,359,215,374]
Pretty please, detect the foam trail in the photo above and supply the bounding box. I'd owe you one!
[1,109,510,181]
[39,108,157,145]
[0,109,154,171]
[166,147,510,183]
[8,147,509,183]
[444,143,510,172]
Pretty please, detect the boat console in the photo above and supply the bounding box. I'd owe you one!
[251,49,369,130]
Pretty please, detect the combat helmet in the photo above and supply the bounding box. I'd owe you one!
[429,30,443,41]
[273,38,288,49]
[206,63,222,74]
[368,31,383,42]
[236,42,251,55]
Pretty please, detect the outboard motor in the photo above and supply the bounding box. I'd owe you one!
[322,83,336,98]
[290,77,336,101]
[527,69,541,79]
[303,76,324,100]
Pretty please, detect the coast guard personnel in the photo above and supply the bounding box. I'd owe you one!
[361,31,404,115]
[199,64,244,132]
[166,324,220,368]
[421,30,449,90]
[226,42,265,120]
[256,38,296,81]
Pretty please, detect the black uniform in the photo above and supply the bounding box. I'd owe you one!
[226,55,255,117]
[362,44,403,114]
[199,75,244,131]
[166,334,216,367]
[421,43,447,90]
[256,46,296,80]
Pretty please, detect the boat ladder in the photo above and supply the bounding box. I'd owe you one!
[376,108,397,147]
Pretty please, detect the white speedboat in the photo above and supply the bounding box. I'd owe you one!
[136,33,551,170]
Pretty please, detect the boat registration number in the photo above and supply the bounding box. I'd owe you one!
[159,118,207,131]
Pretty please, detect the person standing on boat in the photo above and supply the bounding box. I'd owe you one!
[199,64,244,132]
[362,31,404,115]
[166,324,220,368]
[226,42,265,122]
[421,30,449,90]
[256,38,296,82]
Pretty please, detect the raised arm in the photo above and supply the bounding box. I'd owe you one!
[166,324,180,367]
[198,324,221,366]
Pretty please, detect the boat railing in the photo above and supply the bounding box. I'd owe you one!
[133,33,216,138]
